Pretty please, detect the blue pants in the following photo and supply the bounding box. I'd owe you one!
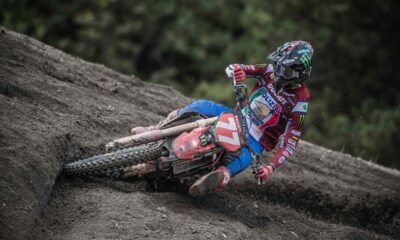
[179,100,263,177]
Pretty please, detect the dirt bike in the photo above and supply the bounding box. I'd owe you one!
[63,80,262,191]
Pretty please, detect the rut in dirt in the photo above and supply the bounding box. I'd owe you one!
[1,26,400,240]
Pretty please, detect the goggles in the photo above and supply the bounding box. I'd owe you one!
[274,64,300,79]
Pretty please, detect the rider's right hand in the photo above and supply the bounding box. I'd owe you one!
[233,67,246,83]
[225,64,241,78]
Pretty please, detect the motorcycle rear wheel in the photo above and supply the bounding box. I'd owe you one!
[63,142,163,176]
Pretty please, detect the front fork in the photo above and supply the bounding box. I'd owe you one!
[251,152,263,185]
[233,83,263,185]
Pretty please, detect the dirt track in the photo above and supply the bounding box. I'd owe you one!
[1,26,399,240]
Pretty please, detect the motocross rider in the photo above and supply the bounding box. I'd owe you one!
[132,41,313,196]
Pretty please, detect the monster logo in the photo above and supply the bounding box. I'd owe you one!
[300,54,312,69]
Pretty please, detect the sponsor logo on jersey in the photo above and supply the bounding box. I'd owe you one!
[267,83,287,104]
[291,129,301,136]
[287,96,295,105]
[285,145,294,155]
[283,150,290,158]
[247,87,282,131]
[288,138,297,146]
[292,101,308,113]
[297,115,306,129]
[278,156,286,164]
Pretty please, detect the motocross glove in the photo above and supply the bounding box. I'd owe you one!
[233,67,246,83]
[256,164,274,181]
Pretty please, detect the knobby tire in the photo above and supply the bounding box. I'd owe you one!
[63,142,163,176]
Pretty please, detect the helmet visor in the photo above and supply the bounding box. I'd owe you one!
[275,64,299,79]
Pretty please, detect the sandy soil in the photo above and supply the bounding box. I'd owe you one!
[0,26,399,240]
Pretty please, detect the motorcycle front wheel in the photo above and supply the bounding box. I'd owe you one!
[63,142,164,176]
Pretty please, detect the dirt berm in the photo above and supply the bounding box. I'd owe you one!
[0,26,399,240]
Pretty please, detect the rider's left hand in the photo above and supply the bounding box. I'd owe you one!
[256,165,274,180]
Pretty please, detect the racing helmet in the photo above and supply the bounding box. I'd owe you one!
[268,41,313,92]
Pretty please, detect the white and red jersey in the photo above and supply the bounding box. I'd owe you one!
[230,64,310,169]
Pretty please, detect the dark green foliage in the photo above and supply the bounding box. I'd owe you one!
[1,0,399,168]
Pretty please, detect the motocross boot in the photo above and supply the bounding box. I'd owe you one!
[131,109,180,135]
[188,166,231,197]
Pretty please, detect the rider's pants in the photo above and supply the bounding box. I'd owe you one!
[179,100,263,177]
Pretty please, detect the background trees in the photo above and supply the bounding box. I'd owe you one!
[1,0,399,168]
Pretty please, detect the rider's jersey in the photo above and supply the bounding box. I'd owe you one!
[230,64,310,170]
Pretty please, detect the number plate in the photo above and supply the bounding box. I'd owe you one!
[213,113,244,152]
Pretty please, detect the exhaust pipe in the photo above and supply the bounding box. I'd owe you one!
[106,117,218,151]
